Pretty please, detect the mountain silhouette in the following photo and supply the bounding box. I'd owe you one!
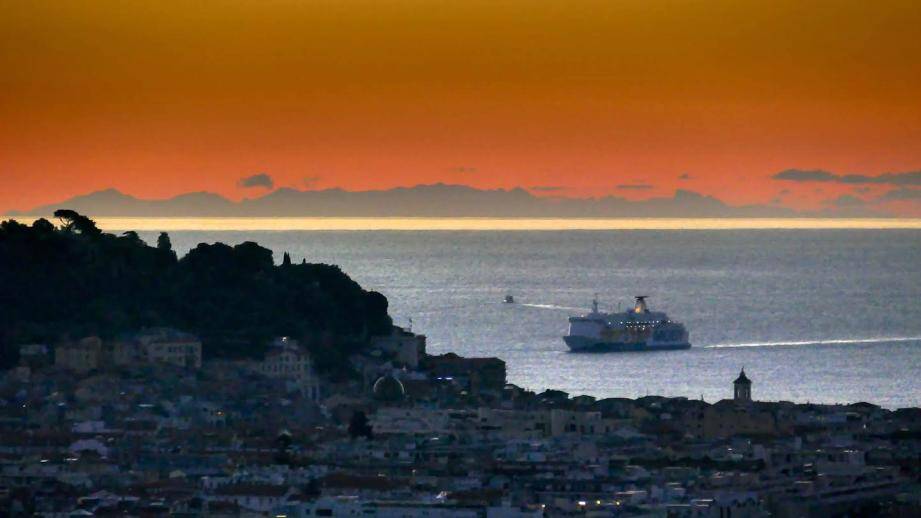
[9,184,815,218]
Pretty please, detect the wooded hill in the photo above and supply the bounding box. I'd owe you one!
[0,211,391,372]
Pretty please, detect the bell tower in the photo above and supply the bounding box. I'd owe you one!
[733,368,752,402]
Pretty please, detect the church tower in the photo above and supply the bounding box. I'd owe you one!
[733,368,752,402]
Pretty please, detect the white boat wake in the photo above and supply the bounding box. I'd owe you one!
[706,336,921,349]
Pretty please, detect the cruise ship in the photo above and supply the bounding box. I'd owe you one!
[564,296,690,352]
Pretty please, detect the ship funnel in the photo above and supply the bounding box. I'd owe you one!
[634,296,648,314]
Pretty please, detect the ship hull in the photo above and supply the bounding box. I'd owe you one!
[564,335,691,352]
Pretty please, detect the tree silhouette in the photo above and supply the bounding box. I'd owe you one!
[157,232,173,252]
[0,211,392,370]
[348,410,373,439]
[275,429,293,464]
[53,209,102,236]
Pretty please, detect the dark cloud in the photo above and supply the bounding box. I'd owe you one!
[529,185,564,192]
[238,173,274,189]
[678,173,692,180]
[774,168,921,185]
[449,166,478,174]
[879,188,921,201]
[303,176,321,189]
[778,189,791,196]
[616,183,654,190]
[774,169,838,182]
[854,186,873,194]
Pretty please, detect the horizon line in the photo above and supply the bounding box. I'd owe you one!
[9,216,921,231]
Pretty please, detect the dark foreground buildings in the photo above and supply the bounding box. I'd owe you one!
[2,332,920,517]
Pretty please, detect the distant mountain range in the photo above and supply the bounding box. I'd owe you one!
[8,184,859,218]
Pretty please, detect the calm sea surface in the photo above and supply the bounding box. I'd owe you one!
[142,229,921,408]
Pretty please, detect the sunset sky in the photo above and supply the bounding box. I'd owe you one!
[2,0,921,215]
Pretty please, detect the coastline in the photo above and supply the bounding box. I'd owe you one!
[4,214,920,515]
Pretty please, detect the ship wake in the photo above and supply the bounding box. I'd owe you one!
[706,336,921,349]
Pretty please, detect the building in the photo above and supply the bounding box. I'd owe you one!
[247,337,321,400]
[54,337,103,373]
[107,328,203,370]
[208,483,294,512]
[422,353,507,394]
[18,343,51,368]
[370,326,427,368]
[734,368,752,403]
[696,401,793,439]
[136,328,202,369]
[549,409,604,436]
[666,492,763,518]
[372,375,406,403]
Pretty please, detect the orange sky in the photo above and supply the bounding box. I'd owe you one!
[2,0,921,214]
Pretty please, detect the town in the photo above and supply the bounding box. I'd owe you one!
[2,325,919,517]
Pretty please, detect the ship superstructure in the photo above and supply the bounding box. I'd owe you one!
[564,296,690,352]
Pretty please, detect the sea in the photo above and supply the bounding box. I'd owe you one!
[130,224,921,409]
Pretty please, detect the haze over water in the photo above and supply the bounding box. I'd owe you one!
[64,217,921,231]
[137,223,921,408]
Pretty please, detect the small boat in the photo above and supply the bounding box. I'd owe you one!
[504,294,515,304]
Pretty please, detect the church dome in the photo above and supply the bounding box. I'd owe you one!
[372,375,405,401]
